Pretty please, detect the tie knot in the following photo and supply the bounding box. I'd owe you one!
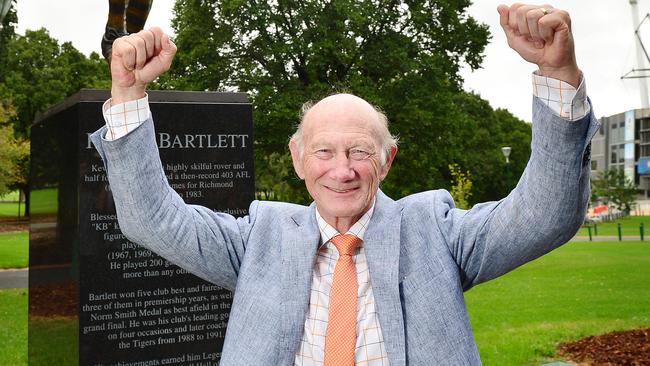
[330,234,361,257]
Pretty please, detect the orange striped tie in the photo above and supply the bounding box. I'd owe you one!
[323,234,361,366]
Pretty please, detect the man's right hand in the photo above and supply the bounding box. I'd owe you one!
[110,27,177,104]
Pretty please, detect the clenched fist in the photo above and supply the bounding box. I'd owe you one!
[110,27,177,104]
[498,3,580,87]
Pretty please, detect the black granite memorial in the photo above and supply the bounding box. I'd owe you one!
[29,90,254,365]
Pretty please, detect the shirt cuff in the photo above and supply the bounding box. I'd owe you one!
[102,94,151,141]
[532,72,591,121]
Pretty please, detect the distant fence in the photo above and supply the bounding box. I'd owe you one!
[634,201,650,216]
[584,222,645,242]
[591,211,625,222]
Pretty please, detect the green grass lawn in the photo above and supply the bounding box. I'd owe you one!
[466,241,650,365]
[0,190,25,218]
[0,188,58,218]
[0,289,76,366]
[0,289,27,366]
[29,318,78,365]
[0,232,28,269]
[577,215,650,237]
[0,201,26,217]
[29,188,58,216]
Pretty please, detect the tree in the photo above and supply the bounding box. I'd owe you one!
[0,126,16,195]
[0,28,110,137]
[0,25,111,216]
[254,152,301,201]
[161,0,496,203]
[453,92,532,203]
[0,103,16,195]
[0,103,28,203]
[448,163,472,209]
[592,169,637,215]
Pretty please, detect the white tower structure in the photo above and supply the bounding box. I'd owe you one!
[631,0,650,108]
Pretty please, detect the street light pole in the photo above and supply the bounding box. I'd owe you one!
[502,146,512,191]
[501,147,511,164]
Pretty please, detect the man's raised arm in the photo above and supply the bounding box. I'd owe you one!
[90,29,250,291]
[435,4,599,289]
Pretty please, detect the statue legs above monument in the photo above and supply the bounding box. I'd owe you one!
[101,0,153,63]
[125,0,153,34]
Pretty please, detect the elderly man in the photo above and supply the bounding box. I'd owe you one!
[91,3,599,365]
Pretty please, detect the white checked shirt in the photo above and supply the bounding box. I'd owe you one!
[294,203,390,366]
[102,96,151,140]
[532,72,589,121]
[101,74,590,142]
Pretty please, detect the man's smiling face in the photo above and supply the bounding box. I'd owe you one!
[290,94,396,228]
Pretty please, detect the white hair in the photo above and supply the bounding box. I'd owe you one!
[290,99,399,166]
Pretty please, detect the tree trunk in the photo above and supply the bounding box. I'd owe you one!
[22,186,30,217]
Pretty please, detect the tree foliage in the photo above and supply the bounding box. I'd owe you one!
[0,28,110,137]
[592,169,637,214]
[0,103,28,197]
[449,92,531,202]
[254,152,298,201]
[162,0,531,203]
[448,163,472,209]
[0,8,112,215]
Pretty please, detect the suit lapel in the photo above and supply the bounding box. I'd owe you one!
[364,190,406,366]
[279,205,320,364]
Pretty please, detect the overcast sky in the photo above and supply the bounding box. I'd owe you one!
[14,0,650,122]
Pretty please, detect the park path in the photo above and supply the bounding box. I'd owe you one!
[0,268,27,288]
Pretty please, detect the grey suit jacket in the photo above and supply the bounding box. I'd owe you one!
[91,97,600,365]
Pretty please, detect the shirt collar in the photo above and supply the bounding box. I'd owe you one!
[315,196,376,248]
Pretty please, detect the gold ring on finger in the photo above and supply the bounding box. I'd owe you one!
[540,7,549,15]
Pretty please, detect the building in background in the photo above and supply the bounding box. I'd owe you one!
[591,108,650,213]
[592,1,650,213]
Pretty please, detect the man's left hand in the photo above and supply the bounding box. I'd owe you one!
[498,3,580,87]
